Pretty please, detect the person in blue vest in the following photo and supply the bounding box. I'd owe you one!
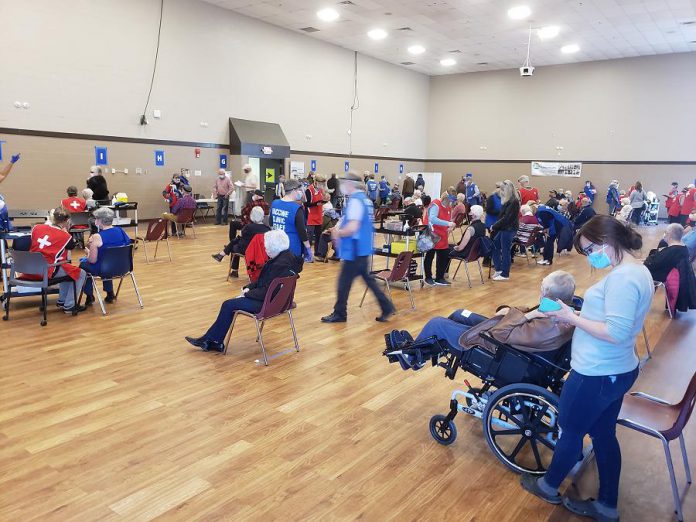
[536,205,573,266]
[583,180,597,204]
[366,174,378,203]
[465,173,482,206]
[270,179,312,261]
[378,176,391,204]
[321,171,394,323]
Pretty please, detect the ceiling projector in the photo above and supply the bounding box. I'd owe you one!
[519,66,535,77]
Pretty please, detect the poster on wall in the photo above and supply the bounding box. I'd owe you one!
[290,161,305,180]
[531,161,582,177]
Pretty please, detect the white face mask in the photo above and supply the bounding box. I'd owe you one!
[295,190,303,201]
[219,175,225,179]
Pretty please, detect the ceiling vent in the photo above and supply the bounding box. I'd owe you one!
[300,27,320,33]
[477,62,488,65]
[397,27,413,31]
[400,61,416,65]
[449,50,462,53]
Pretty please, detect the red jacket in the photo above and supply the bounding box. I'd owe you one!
[681,189,696,216]
[519,187,539,205]
[26,224,81,281]
[61,197,87,213]
[244,233,269,283]
[306,185,324,226]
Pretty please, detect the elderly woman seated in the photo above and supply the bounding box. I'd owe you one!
[403,271,577,353]
[80,207,132,305]
[211,206,270,277]
[186,230,302,352]
[450,204,486,259]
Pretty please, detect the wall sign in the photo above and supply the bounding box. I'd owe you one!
[219,154,228,169]
[95,146,108,166]
[262,146,273,155]
[310,159,317,171]
[344,161,350,172]
[531,161,581,177]
[0,140,4,162]
[265,168,276,183]
[155,150,165,167]
[399,163,404,174]
[374,162,379,174]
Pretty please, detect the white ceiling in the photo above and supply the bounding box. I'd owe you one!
[202,0,696,75]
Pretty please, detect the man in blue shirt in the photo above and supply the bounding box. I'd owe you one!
[378,176,391,204]
[321,172,394,323]
[465,173,481,206]
[366,174,378,203]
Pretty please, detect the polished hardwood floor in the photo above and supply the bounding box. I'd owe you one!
[1,221,694,521]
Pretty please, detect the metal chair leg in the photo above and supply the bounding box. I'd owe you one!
[463,261,472,289]
[92,277,107,316]
[165,238,172,262]
[153,240,160,261]
[405,279,415,310]
[359,284,369,307]
[191,222,196,238]
[679,434,692,485]
[255,320,269,366]
[41,289,48,325]
[143,241,150,263]
[663,440,685,521]
[452,259,462,281]
[115,276,125,298]
[255,321,265,342]
[384,280,394,308]
[643,325,652,360]
[288,310,300,352]
[477,259,485,285]
[130,273,144,308]
[223,313,239,354]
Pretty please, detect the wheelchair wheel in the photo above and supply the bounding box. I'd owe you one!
[482,383,560,475]
[429,414,457,446]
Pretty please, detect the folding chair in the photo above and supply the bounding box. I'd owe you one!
[4,250,79,326]
[618,371,696,521]
[89,244,143,315]
[512,224,542,265]
[142,219,172,263]
[227,253,251,283]
[68,211,91,248]
[174,208,196,238]
[450,238,485,288]
[360,251,415,311]
[223,275,299,366]
[449,213,467,243]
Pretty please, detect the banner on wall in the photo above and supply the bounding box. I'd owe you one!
[531,161,582,177]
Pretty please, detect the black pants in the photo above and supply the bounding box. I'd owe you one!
[424,248,449,280]
[310,226,323,254]
[630,207,642,225]
[543,234,557,262]
[679,214,688,226]
[669,215,681,224]
[215,195,229,224]
[316,233,334,258]
[332,256,391,319]
[228,220,243,242]
[223,239,244,269]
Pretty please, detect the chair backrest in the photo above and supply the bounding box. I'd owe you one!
[464,237,482,262]
[145,219,168,241]
[257,275,298,320]
[453,212,466,227]
[176,207,196,224]
[664,268,680,315]
[374,207,389,222]
[99,244,134,278]
[69,212,91,227]
[666,371,696,440]
[387,251,414,282]
[515,224,541,247]
[10,250,48,279]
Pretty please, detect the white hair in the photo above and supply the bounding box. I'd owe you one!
[92,206,115,226]
[541,271,576,304]
[520,204,533,216]
[243,163,252,172]
[264,229,289,259]
[469,205,484,219]
[413,189,422,198]
[89,165,102,176]
[517,175,529,184]
[218,168,226,176]
[500,180,517,204]
[81,188,94,200]
[250,206,264,224]
[666,223,684,241]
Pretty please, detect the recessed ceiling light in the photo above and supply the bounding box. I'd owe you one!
[408,44,426,55]
[537,25,560,40]
[440,58,457,66]
[367,28,388,40]
[507,5,531,20]
[317,8,339,22]
[561,43,580,54]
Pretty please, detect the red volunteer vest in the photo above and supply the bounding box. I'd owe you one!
[26,224,81,281]
[519,187,539,205]
[667,195,682,217]
[61,197,87,213]
[307,185,324,226]
[681,189,696,216]
[423,200,451,250]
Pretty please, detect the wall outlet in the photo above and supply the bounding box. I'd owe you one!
[111,168,116,174]
[136,167,143,175]
[153,109,162,119]
[124,168,129,174]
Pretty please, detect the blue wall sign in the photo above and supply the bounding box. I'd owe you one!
[95,146,108,166]
[310,159,317,171]
[155,150,165,166]
[219,154,228,169]
[344,161,350,172]
[374,162,379,174]
[399,163,404,174]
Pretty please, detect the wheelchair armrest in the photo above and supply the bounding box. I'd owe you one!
[630,391,672,406]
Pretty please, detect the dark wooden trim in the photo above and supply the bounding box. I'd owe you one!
[1,127,694,165]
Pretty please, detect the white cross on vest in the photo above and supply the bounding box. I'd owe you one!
[37,235,52,249]
[70,200,80,209]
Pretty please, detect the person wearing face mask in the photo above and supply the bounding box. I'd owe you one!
[213,168,234,225]
[520,215,653,522]
[270,179,311,260]
[423,187,457,286]
[80,207,132,306]
[242,164,259,205]
[321,172,394,323]
[86,165,109,202]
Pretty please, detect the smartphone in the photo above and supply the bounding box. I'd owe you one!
[538,297,562,313]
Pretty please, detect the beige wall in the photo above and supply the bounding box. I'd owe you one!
[428,53,696,162]
[0,0,429,159]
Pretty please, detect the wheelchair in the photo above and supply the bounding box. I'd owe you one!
[383,328,573,476]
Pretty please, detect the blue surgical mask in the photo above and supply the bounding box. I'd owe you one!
[588,245,611,269]
[295,190,303,201]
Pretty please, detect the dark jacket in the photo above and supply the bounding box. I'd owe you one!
[403,203,422,222]
[573,206,597,230]
[491,199,520,233]
[402,176,415,196]
[244,249,302,302]
[239,223,271,253]
[87,175,109,201]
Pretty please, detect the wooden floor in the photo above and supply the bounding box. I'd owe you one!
[1,221,694,521]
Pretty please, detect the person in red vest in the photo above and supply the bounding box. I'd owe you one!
[61,185,87,214]
[28,207,87,313]
[305,174,325,257]
[680,184,696,227]
[517,175,540,205]
[423,187,456,286]
[664,182,681,224]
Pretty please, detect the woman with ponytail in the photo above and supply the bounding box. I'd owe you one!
[520,215,653,522]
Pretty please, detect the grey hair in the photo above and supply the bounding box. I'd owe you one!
[81,188,94,200]
[284,179,302,192]
[250,206,264,224]
[92,206,115,226]
[264,229,290,259]
[89,165,102,175]
[469,204,484,219]
[541,270,576,304]
[500,180,517,204]
[666,223,684,241]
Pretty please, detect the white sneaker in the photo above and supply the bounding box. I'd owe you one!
[537,260,551,265]
[492,275,510,281]
[493,271,502,278]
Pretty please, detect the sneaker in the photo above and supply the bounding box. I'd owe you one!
[424,277,436,286]
[537,260,551,266]
[321,313,347,323]
[105,292,116,303]
[56,301,65,309]
[64,304,87,314]
[229,270,239,279]
[561,496,619,522]
[493,271,502,278]
[520,474,562,505]
[434,278,451,286]
[212,253,224,262]
[492,275,510,281]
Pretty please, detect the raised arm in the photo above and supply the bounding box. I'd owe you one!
[0,154,21,183]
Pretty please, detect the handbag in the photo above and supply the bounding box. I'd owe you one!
[416,226,441,252]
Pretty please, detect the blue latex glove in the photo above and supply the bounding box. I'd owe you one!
[10,153,20,164]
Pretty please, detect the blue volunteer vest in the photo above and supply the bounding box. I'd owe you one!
[271,199,302,255]
[366,180,378,200]
[339,191,374,261]
[466,183,481,205]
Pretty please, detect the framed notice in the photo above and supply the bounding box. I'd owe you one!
[531,161,582,177]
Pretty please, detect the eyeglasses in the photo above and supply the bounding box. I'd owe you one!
[580,242,603,255]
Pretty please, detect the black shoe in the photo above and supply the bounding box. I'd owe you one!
[321,313,347,323]
[105,292,116,303]
[212,253,224,262]
[185,336,225,352]
[64,304,87,314]
[229,270,239,278]
[376,306,396,323]
[56,301,65,309]
[85,295,95,306]
[434,278,451,286]
[424,277,436,286]
[328,256,340,261]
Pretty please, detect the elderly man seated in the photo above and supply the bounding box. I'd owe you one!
[406,270,577,353]
[211,206,270,277]
[645,223,691,283]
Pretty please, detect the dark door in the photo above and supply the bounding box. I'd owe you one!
[259,158,284,201]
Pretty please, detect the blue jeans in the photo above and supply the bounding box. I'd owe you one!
[204,297,263,343]
[415,310,488,347]
[80,261,113,297]
[493,229,515,277]
[544,366,639,508]
[216,196,229,224]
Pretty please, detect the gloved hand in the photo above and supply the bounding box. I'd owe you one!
[10,153,20,164]
[304,252,314,263]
